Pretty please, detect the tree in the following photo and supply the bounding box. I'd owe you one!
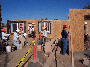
[45,18,48,20]
[1,23,4,27]
[56,19,58,20]
[2,23,4,25]
[83,3,90,9]
[54,19,58,20]
[41,19,43,20]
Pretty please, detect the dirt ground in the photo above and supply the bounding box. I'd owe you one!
[0,38,90,67]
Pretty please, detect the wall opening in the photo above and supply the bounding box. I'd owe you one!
[38,21,51,34]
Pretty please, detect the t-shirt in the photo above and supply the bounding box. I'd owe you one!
[32,28,34,31]
[62,30,68,39]
[13,32,19,41]
[43,30,47,37]
[2,32,10,40]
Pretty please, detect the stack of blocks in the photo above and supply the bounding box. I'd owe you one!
[19,36,24,49]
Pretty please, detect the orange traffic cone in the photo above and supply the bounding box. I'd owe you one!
[33,43,36,60]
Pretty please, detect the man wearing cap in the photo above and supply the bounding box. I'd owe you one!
[61,25,68,55]
[13,29,20,49]
[84,22,89,49]
[42,27,47,44]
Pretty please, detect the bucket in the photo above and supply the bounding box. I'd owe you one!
[6,46,11,53]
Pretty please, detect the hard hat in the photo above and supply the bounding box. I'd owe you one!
[1,28,5,31]
[84,22,87,24]
[63,25,67,28]
[43,27,46,29]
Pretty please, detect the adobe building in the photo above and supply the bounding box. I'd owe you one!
[7,9,90,52]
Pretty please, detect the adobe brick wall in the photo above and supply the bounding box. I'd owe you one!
[50,20,69,38]
[8,20,69,40]
[69,9,90,51]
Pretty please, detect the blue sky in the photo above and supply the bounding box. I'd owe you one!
[1,0,90,24]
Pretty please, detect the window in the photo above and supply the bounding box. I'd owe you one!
[11,23,17,33]
[10,21,26,33]
[84,15,90,20]
[19,23,24,33]
[38,21,51,34]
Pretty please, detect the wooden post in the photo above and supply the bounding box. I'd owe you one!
[69,21,74,67]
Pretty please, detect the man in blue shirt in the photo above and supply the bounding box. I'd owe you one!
[61,25,68,55]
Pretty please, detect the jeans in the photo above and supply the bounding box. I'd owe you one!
[13,40,19,49]
[24,39,28,44]
[61,38,67,55]
[42,37,44,43]
[42,37,47,44]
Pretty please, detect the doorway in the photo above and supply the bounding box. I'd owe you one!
[84,15,90,50]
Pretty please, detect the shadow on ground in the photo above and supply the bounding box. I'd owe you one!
[22,54,33,67]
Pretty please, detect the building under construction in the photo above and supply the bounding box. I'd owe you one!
[7,9,90,52]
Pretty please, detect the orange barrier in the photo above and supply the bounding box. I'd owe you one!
[33,43,36,60]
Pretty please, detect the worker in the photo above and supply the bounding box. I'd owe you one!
[32,26,35,38]
[61,25,68,55]
[28,25,32,37]
[23,33,28,45]
[1,28,10,45]
[84,22,89,49]
[13,29,20,49]
[42,27,48,44]
[1,28,10,52]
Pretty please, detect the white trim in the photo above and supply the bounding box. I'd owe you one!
[40,23,41,31]
[17,23,18,30]
[11,23,17,33]
[44,22,45,27]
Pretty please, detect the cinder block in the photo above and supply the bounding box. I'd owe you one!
[45,41,52,53]
[19,46,22,49]
[26,38,32,45]
[37,45,41,50]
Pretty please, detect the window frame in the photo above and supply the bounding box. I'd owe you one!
[10,21,26,34]
[38,21,51,34]
[11,23,17,33]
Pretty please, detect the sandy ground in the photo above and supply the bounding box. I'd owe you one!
[0,38,90,67]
